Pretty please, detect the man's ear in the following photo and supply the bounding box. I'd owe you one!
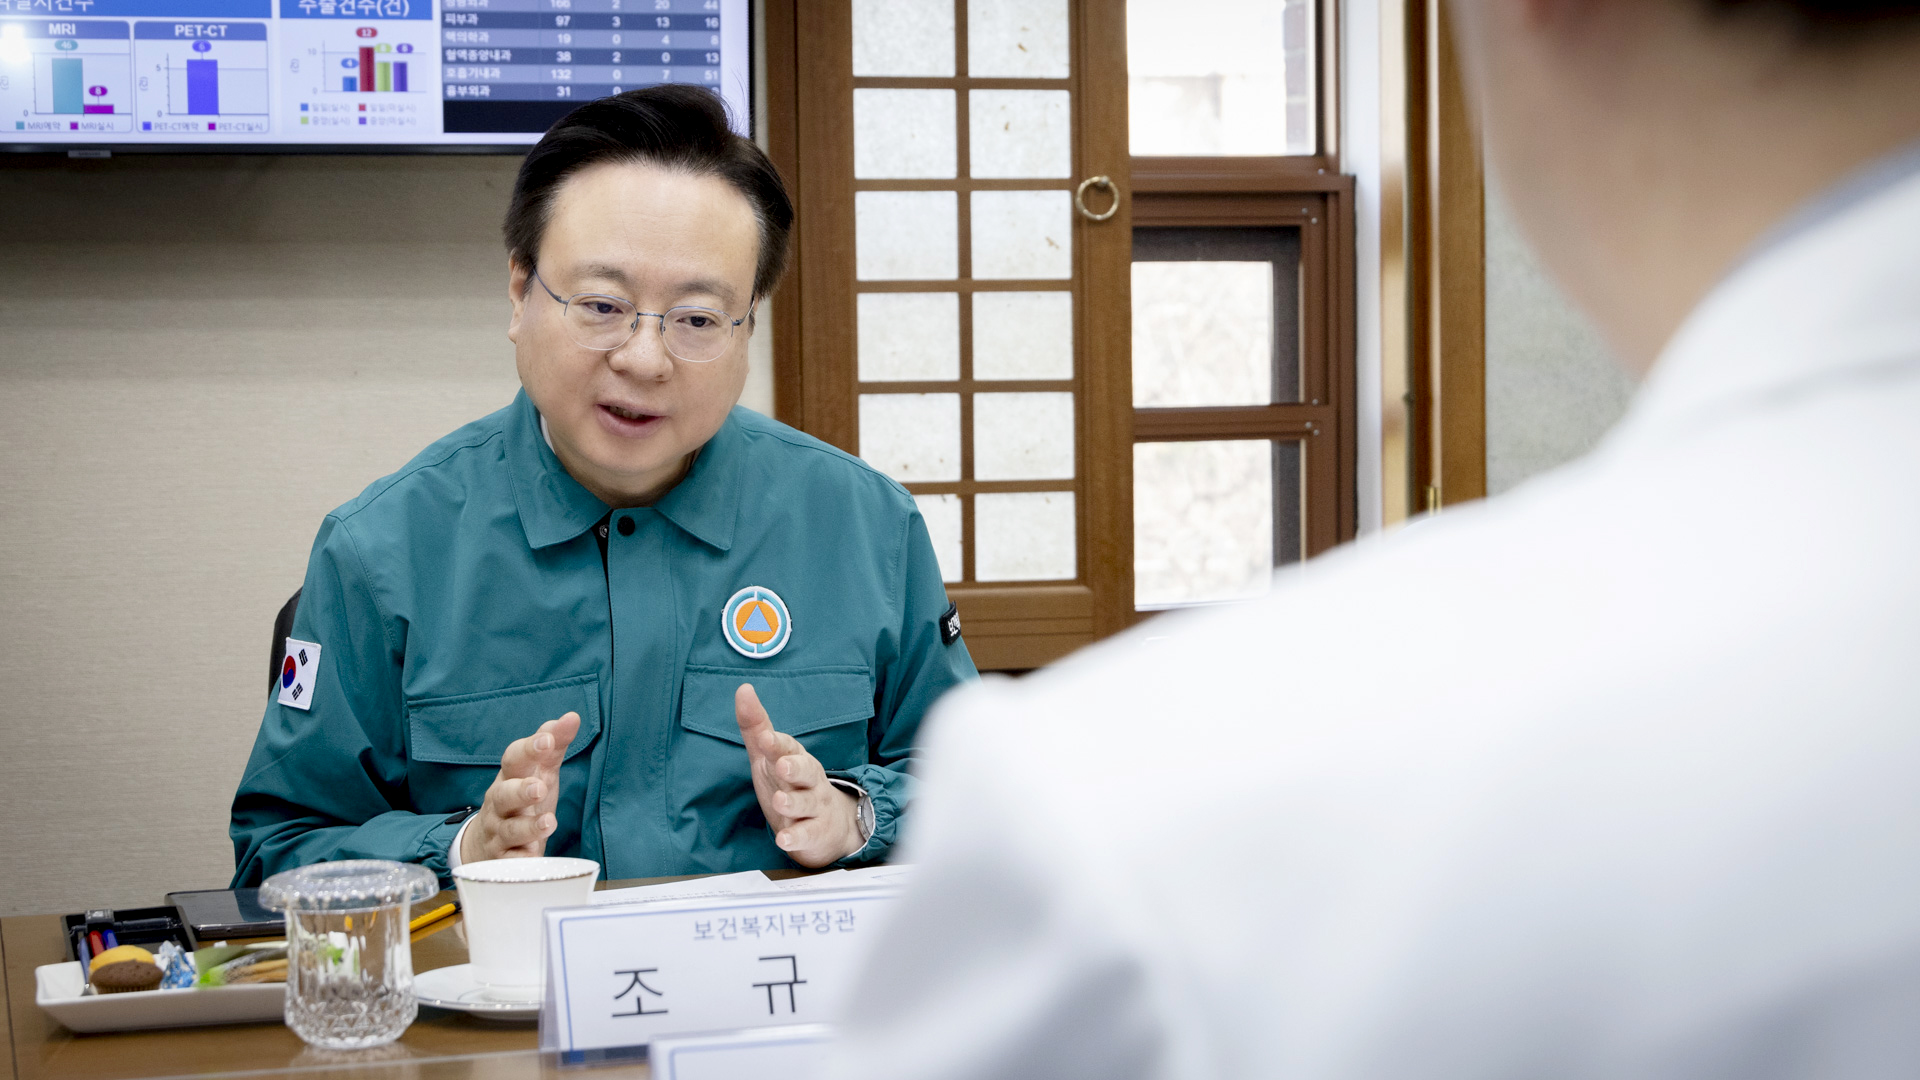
[507,258,531,344]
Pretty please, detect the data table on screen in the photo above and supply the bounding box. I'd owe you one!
[440,0,724,134]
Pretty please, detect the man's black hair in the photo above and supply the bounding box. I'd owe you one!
[504,86,794,302]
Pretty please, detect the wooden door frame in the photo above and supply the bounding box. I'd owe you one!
[1402,0,1485,510]
[763,0,804,431]
[760,0,1135,670]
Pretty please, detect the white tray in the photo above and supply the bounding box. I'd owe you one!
[35,962,286,1033]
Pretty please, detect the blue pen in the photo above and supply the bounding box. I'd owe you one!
[101,928,118,950]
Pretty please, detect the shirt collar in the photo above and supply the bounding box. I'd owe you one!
[1612,148,1920,448]
[508,390,743,552]
[1735,137,1920,274]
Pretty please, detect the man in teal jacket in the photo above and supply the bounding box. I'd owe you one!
[230,86,975,885]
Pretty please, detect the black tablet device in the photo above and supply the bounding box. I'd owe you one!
[167,888,284,945]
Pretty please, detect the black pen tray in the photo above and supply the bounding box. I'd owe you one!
[63,906,193,963]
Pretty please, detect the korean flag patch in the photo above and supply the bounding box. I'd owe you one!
[277,638,321,711]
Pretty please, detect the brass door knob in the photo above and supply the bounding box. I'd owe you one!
[1073,175,1120,222]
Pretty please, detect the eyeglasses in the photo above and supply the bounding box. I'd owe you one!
[530,268,751,363]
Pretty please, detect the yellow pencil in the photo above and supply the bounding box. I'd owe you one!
[409,902,458,932]
[410,914,460,944]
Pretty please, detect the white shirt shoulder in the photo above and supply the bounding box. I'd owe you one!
[829,170,1920,1080]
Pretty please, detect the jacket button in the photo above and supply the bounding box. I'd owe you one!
[616,516,636,536]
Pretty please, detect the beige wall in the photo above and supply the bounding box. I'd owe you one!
[0,152,775,918]
[1484,187,1635,495]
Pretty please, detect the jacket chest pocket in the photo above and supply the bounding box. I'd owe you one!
[405,674,603,809]
[678,665,875,772]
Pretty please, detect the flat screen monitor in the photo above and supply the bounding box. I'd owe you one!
[0,0,749,150]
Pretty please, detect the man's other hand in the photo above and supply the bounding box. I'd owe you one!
[735,684,864,867]
[459,711,580,864]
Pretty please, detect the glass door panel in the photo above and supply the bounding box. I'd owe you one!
[786,0,1135,667]
[850,0,1081,592]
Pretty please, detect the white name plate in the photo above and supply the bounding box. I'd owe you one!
[649,1023,832,1080]
[536,886,898,1054]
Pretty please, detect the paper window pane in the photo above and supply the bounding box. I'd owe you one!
[859,292,960,381]
[973,392,1075,481]
[1127,0,1315,155]
[855,89,957,180]
[1132,261,1271,406]
[969,89,1072,179]
[914,493,964,583]
[860,393,961,482]
[973,291,1074,380]
[1133,440,1275,607]
[976,491,1076,581]
[857,191,958,281]
[854,0,956,77]
[971,190,1072,280]
[968,0,1070,78]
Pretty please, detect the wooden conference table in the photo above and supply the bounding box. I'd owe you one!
[2,875,798,1080]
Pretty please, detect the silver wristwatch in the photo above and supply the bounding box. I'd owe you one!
[828,778,876,846]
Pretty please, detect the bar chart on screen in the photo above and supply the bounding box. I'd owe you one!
[1,20,134,134]
[133,22,270,133]
[281,20,432,133]
[327,38,416,92]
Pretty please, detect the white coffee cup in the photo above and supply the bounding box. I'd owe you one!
[451,856,599,1001]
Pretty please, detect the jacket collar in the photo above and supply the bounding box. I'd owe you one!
[508,389,742,553]
[1615,149,1920,449]
[650,408,742,553]
[508,389,609,550]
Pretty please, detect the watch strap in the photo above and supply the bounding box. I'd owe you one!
[827,778,876,845]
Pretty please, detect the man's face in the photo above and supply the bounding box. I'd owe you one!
[508,160,759,506]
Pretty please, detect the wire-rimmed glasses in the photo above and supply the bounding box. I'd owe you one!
[530,268,750,363]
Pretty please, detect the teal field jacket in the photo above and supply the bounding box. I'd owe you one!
[230,391,975,885]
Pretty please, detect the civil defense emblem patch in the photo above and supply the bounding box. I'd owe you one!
[722,585,792,659]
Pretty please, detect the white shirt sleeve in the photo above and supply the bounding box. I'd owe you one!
[447,815,473,871]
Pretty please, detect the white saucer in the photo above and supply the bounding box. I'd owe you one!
[412,965,540,1020]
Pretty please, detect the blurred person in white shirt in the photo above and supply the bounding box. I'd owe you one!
[830,1,1920,1077]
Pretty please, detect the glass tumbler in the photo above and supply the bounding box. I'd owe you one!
[260,860,440,1049]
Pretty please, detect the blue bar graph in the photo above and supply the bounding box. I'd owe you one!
[393,62,407,92]
[186,59,219,115]
[52,58,84,114]
[342,75,355,92]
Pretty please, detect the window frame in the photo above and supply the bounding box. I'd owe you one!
[1128,0,1357,615]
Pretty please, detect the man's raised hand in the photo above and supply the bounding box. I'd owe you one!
[459,711,580,864]
[735,684,864,867]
